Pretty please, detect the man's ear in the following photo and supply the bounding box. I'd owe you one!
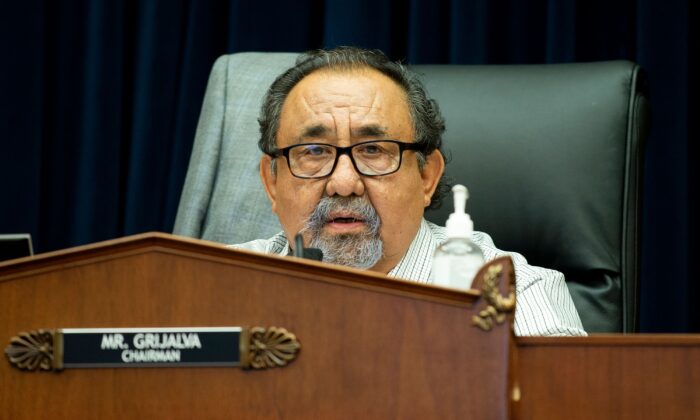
[421,150,445,208]
[260,155,278,214]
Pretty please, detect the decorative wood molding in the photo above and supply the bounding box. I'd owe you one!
[472,258,516,332]
[1,233,480,308]
[5,329,56,371]
[241,326,301,369]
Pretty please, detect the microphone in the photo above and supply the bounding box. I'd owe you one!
[303,248,323,262]
[293,234,324,262]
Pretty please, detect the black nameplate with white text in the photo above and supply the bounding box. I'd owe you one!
[6,326,300,371]
[60,327,241,368]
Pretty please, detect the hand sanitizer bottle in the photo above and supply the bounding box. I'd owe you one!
[432,185,484,290]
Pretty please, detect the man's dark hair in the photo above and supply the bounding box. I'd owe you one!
[258,46,449,209]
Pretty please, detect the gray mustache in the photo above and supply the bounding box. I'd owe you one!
[305,196,381,234]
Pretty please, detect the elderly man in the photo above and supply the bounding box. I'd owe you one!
[234,47,585,337]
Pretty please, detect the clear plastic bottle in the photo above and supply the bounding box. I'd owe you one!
[432,185,484,290]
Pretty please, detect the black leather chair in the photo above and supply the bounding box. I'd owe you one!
[174,53,649,333]
[416,62,649,333]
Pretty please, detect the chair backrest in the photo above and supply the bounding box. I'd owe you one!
[174,53,649,333]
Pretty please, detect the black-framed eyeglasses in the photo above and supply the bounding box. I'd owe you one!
[268,140,424,179]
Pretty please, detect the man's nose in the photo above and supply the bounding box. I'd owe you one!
[325,154,365,197]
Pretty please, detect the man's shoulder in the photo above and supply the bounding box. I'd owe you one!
[424,220,447,242]
[469,230,564,292]
[424,219,497,251]
[228,232,289,255]
[425,221,563,292]
[228,239,272,253]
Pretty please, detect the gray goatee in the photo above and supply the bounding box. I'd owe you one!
[300,196,383,269]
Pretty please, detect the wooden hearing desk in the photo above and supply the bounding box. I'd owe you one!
[0,233,697,419]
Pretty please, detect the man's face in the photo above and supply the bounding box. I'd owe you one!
[260,68,444,273]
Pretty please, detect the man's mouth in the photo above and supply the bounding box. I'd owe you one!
[302,196,380,239]
[324,214,367,232]
[330,217,363,223]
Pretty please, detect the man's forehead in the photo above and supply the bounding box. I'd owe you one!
[288,67,407,106]
[278,67,412,140]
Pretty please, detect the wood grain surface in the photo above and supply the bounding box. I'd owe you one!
[515,335,700,420]
[1,233,514,420]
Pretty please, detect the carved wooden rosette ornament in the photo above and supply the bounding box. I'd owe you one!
[240,326,301,369]
[471,256,516,332]
[5,329,56,371]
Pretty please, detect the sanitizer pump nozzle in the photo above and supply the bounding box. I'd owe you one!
[431,185,484,290]
[445,185,473,238]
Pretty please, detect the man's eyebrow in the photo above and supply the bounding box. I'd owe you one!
[352,124,388,137]
[296,123,388,142]
[300,124,330,140]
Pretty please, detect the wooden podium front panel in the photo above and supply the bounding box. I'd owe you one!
[0,235,513,419]
[516,335,700,420]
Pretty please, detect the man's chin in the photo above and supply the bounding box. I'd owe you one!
[310,229,383,270]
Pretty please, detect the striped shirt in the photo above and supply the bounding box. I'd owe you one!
[233,218,586,336]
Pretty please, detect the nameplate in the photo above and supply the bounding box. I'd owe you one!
[61,327,241,368]
[5,326,300,371]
